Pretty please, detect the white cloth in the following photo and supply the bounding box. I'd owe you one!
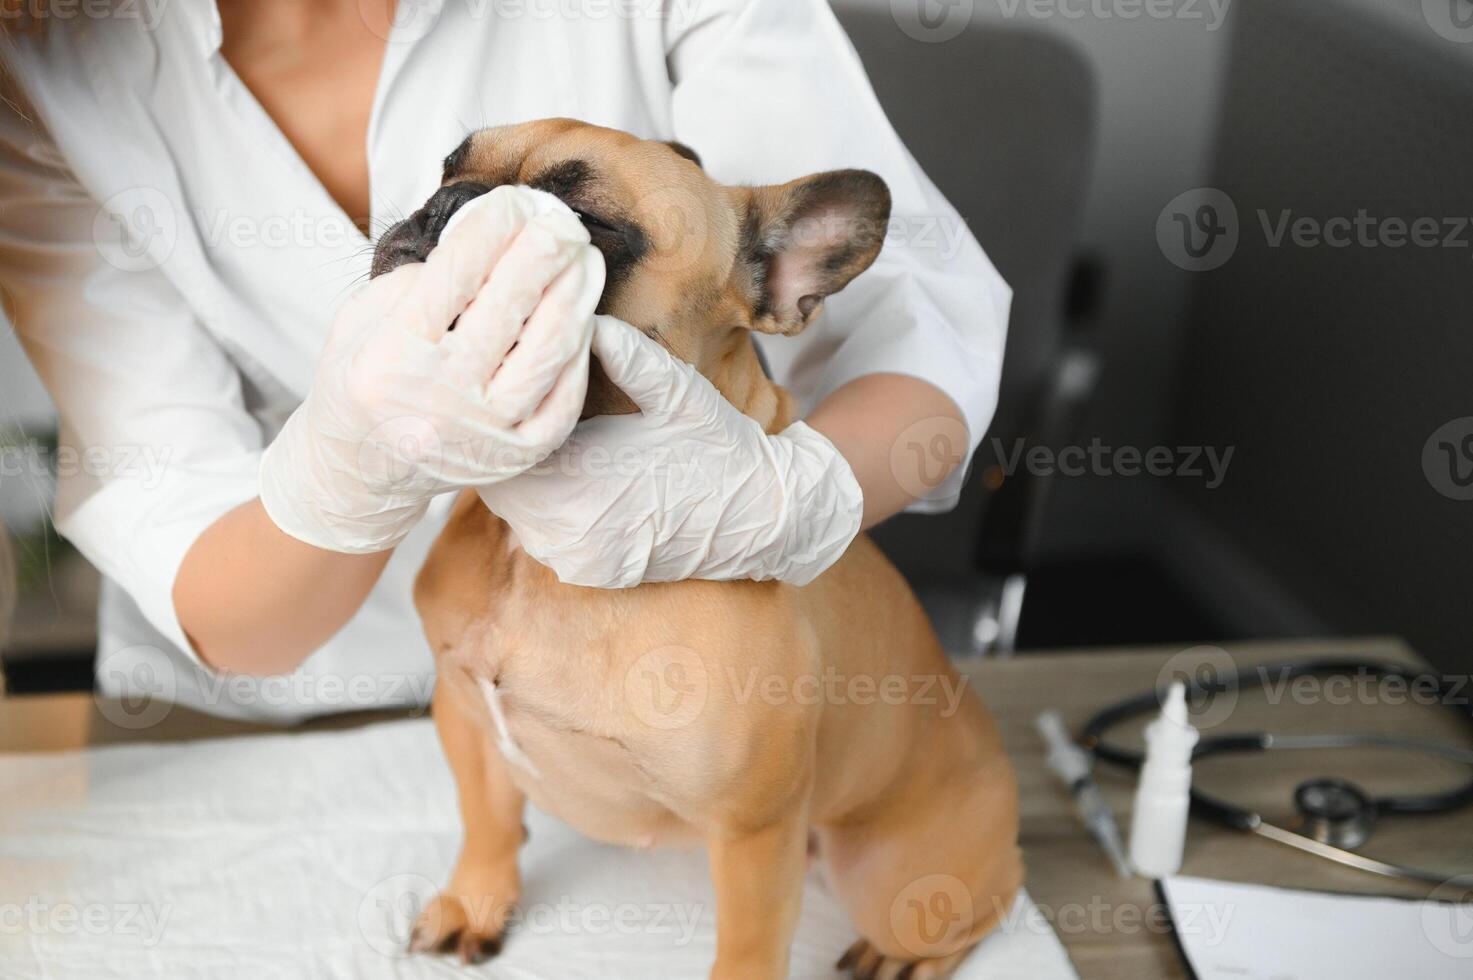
[260,188,603,554]
[0,0,1010,720]
[0,720,1076,980]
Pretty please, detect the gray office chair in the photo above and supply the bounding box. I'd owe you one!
[1166,0,1473,664]
[831,5,1100,655]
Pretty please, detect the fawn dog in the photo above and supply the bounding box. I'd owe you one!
[373,119,1022,980]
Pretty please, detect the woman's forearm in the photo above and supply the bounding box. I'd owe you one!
[805,373,968,530]
[172,373,963,676]
[174,498,393,676]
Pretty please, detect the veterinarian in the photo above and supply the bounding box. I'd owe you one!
[0,0,1010,722]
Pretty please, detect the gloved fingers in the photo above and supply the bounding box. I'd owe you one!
[444,213,587,385]
[328,263,423,351]
[510,334,592,450]
[392,189,538,342]
[486,247,604,422]
[589,315,708,421]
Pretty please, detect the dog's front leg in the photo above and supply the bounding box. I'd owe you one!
[705,803,810,980]
[410,673,526,964]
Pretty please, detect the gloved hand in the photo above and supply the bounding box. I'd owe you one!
[260,186,605,553]
[477,316,864,588]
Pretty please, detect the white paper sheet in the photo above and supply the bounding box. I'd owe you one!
[1161,875,1473,980]
[0,718,1077,980]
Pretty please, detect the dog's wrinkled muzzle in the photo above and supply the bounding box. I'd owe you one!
[370,180,492,278]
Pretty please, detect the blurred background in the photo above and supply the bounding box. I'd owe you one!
[3,0,1472,693]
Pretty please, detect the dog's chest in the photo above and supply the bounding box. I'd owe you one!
[450,565,742,841]
[488,689,707,849]
[479,668,722,850]
[422,508,803,845]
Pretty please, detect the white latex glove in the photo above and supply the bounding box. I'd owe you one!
[477,316,864,588]
[260,186,605,553]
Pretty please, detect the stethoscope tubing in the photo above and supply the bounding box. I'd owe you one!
[1081,658,1473,836]
[1252,821,1456,885]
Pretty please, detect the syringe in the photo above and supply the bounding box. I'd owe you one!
[1036,709,1132,878]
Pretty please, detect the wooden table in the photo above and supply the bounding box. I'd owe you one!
[968,637,1473,979]
[3,636,1469,979]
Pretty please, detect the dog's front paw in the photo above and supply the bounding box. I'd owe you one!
[408,892,513,965]
[837,937,974,980]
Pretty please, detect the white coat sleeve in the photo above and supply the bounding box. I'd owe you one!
[665,0,1010,511]
[0,93,262,660]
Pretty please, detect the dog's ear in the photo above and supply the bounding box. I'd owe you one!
[664,141,702,168]
[740,169,891,336]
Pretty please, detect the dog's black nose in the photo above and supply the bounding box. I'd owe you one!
[421,180,493,241]
[370,180,493,278]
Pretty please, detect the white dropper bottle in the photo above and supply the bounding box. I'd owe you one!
[1128,680,1200,878]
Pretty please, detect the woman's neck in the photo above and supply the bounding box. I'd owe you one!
[217,0,391,229]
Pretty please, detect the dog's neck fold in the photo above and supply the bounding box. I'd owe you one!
[588,328,794,434]
[705,332,794,435]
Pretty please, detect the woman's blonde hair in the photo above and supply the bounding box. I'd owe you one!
[0,521,14,696]
[0,0,108,36]
[0,6,20,674]
[0,521,13,639]
[0,0,46,36]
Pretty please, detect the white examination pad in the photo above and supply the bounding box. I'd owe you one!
[1160,875,1473,979]
[0,718,1077,979]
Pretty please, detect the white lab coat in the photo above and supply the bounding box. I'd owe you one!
[0,0,1010,722]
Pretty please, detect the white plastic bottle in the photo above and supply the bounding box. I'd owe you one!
[1128,680,1199,878]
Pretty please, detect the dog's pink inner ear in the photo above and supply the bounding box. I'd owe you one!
[768,204,854,327]
[749,170,892,336]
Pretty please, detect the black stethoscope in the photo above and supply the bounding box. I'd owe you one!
[1081,658,1473,885]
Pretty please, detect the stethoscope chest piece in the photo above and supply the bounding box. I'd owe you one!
[1294,778,1376,850]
